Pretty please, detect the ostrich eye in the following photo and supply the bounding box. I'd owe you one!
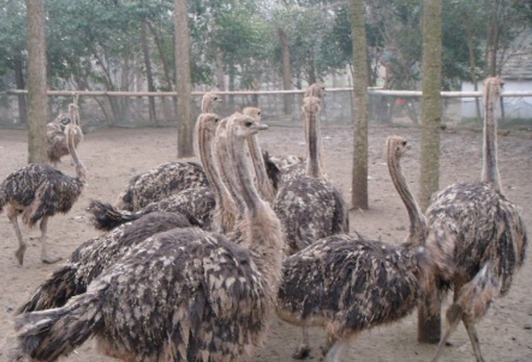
[402,141,407,146]
[214,117,219,123]
[214,97,218,100]
[257,111,261,116]
[245,121,253,127]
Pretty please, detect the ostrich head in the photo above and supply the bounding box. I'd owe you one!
[227,113,268,139]
[304,82,326,99]
[201,92,222,113]
[242,107,262,121]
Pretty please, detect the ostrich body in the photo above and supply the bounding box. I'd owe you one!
[276,136,428,362]
[46,103,83,167]
[12,113,285,362]
[115,160,209,211]
[114,93,221,211]
[273,96,348,255]
[0,124,86,265]
[421,77,528,362]
[17,211,192,313]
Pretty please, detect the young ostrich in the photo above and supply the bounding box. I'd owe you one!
[17,211,192,313]
[46,101,84,167]
[0,124,87,265]
[276,135,428,361]
[273,96,348,255]
[114,92,221,211]
[421,78,527,362]
[11,113,284,362]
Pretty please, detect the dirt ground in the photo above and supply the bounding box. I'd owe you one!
[0,122,531,362]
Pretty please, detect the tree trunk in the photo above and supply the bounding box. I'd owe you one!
[174,0,194,157]
[278,28,293,116]
[142,21,157,126]
[418,0,443,344]
[348,0,369,210]
[25,0,48,164]
[464,13,481,122]
[13,49,27,125]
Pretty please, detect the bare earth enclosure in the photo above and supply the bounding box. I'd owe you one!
[0,123,531,361]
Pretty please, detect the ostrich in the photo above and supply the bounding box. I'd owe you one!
[11,112,284,362]
[46,102,83,167]
[273,95,348,255]
[17,211,192,313]
[276,135,428,361]
[242,106,279,202]
[421,78,527,362]
[114,92,222,211]
[303,82,326,99]
[0,124,86,265]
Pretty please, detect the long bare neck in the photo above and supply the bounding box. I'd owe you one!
[305,104,323,178]
[214,121,243,214]
[195,118,224,202]
[481,77,502,192]
[247,135,276,202]
[65,123,86,182]
[387,140,427,245]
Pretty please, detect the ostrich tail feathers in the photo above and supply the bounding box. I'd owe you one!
[87,199,144,231]
[13,293,102,361]
[17,266,82,314]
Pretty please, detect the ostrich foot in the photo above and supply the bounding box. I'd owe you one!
[15,245,27,266]
[292,345,311,360]
[41,253,62,264]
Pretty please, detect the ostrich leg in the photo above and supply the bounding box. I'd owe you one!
[39,215,61,264]
[8,210,26,265]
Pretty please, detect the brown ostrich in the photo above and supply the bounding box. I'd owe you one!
[46,100,84,167]
[114,92,222,211]
[0,124,87,265]
[276,135,428,361]
[273,95,348,255]
[11,113,284,362]
[421,78,528,362]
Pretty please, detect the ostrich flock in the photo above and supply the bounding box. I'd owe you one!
[0,77,527,362]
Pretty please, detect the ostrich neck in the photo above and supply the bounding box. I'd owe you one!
[481,83,501,191]
[214,126,244,213]
[66,124,85,182]
[305,111,322,178]
[387,150,427,245]
[227,131,264,218]
[197,125,224,204]
[247,135,275,202]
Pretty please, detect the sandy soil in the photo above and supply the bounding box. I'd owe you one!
[0,123,531,362]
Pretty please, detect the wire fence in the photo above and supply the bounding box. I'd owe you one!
[1,88,531,131]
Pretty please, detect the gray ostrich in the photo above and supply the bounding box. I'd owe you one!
[46,101,83,167]
[114,92,222,211]
[273,95,349,256]
[276,135,428,361]
[0,124,87,265]
[11,112,284,362]
[421,78,528,362]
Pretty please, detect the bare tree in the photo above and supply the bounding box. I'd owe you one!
[25,0,48,163]
[417,0,443,344]
[174,0,194,157]
[349,0,369,210]
[141,21,157,126]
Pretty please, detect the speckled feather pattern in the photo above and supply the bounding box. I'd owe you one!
[273,175,349,254]
[14,227,273,362]
[46,113,83,165]
[423,181,527,320]
[277,234,421,337]
[0,164,83,225]
[89,186,215,231]
[115,161,209,211]
[17,212,191,314]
